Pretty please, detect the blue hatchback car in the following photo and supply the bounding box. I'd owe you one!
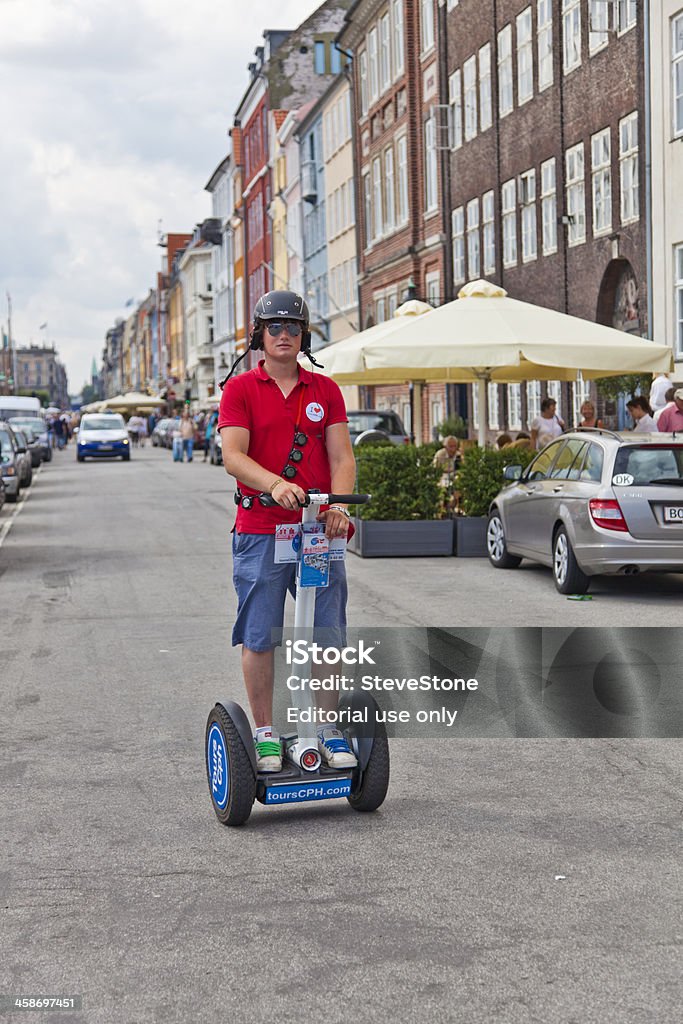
[77,413,131,461]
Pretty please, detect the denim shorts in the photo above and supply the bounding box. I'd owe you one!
[231,532,348,652]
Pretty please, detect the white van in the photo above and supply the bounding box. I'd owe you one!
[0,396,42,420]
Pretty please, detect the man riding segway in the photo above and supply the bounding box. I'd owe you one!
[217,290,359,773]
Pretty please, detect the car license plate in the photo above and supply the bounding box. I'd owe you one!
[99,444,113,451]
[663,506,683,522]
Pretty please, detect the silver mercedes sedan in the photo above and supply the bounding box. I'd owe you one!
[487,429,683,593]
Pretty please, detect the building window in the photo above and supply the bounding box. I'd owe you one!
[467,198,480,279]
[388,291,398,317]
[424,115,438,212]
[615,0,637,35]
[498,25,514,117]
[589,0,609,53]
[373,156,383,239]
[563,0,581,74]
[488,383,500,431]
[676,245,683,359]
[479,43,492,132]
[483,190,496,275]
[426,272,441,306]
[502,179,517,268]
[538,0,553,90]
[541,157,557,254]
[421,0,435,52]
[566,142,586,245]
[396,135,408,224]
[674,15,683,137]
[380,12,391,92]
[520,169,537,263]
[517,7,533,104]
[360,51,368,116]
[573,372,591,426]
[527,381,541,423]
[393,0,405,76]
[464,55,478,140]
[547,380,562,417]
[331,43,341,74]
[508,384,522,430]
[314,41,326,74]
[368,27,379,102]
[619,112,639,224]
[376,296,386,324]
[449,69,463,149]
[452,207,465,284]
[384,147,395,233]
[363,171,371,247]
[471,384,479,430]
[591,128,612,236]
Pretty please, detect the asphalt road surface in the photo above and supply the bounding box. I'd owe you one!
[0,446,680,1024]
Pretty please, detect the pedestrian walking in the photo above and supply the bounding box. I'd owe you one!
[530,397,565,450]
[653,387,676,426]
[171,414,183,462]
[204,408,218,462]
[179,409,195,462]
[218,289,358,774]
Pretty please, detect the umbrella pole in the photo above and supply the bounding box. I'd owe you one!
[477,377,488,448]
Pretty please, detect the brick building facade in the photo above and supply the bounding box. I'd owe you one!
[445,0,646,435]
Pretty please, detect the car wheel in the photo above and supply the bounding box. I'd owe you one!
[553,526,590,595]
[487,510,522,569]
[45,448,52,462]
[123,453,131,461]
[77,454,85,462]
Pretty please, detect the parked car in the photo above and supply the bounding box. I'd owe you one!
[209,430,223,465]
[10,429,34,485]
[487,428,683,594]
[151,418,171,447]
[76,413,130,461]
[11,423,43,468]
[346,410,410,446]
[160,418,178,449]
[0,420,29,501]
[8,416,52,462]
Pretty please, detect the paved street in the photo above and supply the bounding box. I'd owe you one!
[0,446,681,1024]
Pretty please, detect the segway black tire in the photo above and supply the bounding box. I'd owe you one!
[205,704,256,827]
[347,721,390,813]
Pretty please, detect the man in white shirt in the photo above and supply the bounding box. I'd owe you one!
[649,373,671,412]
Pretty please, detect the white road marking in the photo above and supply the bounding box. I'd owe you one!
[0,465,41,550]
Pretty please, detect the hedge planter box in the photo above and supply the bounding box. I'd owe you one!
[349,518,454,558]
[454,516,488,557]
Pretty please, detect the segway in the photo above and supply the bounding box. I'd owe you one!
[205,490,390,827]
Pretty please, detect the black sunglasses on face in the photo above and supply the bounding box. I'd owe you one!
[266,322,303,338]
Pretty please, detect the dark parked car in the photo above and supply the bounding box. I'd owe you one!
[0,420,30,501]
[209,430,223,465]
[346,410,410,446]
[0,476,6,512]
[8,417,52,462]
[10,430,35,484]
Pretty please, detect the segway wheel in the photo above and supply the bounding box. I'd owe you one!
[205,704,256,826]
[347,718,390,813]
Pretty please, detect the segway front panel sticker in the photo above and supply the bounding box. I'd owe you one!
[264,778,352,804]
[207,724,229,809]
[275,524,301,563]
[299,531,330,588]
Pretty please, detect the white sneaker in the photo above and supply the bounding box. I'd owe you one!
[317,728,358,770]
[254,731,282,773]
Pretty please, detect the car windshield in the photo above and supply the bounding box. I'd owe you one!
[81,416,125,431]
[613,445,683,484]
[347,412,403,435]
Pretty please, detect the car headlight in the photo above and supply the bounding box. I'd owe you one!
[78,439,86,445]
[2,466,15,476]
[122,439,129,444]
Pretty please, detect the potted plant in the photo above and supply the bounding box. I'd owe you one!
[454,446,536,556]
[348,444,453,557]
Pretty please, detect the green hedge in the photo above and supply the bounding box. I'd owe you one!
[353,444,443,521]
[455,446,536,518]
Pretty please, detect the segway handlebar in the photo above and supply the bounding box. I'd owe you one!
[256,491,371,508]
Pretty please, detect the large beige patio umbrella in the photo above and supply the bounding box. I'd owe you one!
[319,298,434,379]
[324,281,674,446]
[102,391,165,412]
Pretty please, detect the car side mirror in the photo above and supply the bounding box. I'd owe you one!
[503,464,523,481]
[16,444,27,455]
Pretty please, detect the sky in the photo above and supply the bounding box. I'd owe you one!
[0,0,325,394]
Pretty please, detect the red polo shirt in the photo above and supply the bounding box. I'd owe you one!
[218,360,349,534]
